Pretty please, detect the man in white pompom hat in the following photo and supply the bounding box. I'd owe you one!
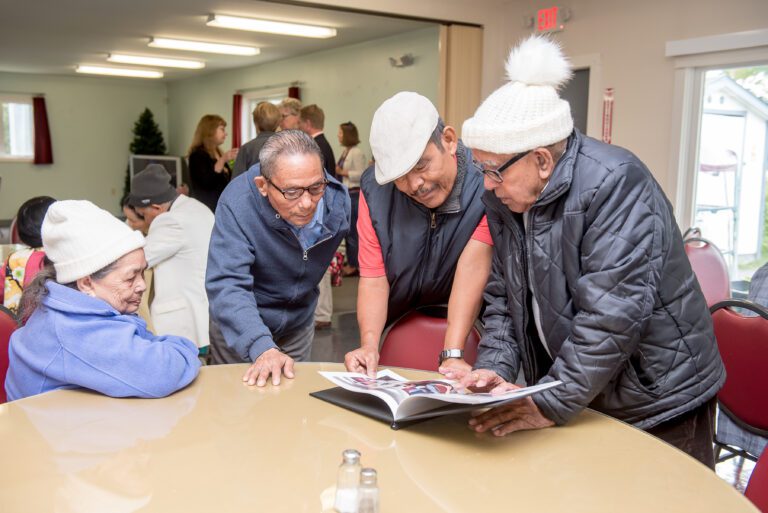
[445,35,724,468]
[344,92,494,377]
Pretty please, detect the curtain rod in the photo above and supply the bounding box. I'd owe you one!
[237,81,302,94]
[0,90,45,96]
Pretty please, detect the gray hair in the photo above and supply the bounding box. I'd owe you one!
[427,118,447,153]
[19,258,119,322]
[259,129,323,179]
[545,139,568,163]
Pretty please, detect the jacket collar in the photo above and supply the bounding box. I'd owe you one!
[42,281,121,317]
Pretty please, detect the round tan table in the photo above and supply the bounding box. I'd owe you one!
[0,363,757,512]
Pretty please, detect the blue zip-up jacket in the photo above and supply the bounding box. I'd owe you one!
[205,164,350,361]
[5,282,201,402]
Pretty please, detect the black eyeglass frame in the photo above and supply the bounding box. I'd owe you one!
[479,150,532,183]
[266,177,329,200]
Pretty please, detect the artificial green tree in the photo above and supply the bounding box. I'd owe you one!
[122,108,167,203]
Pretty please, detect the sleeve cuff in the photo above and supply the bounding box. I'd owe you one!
[247,336,278,362]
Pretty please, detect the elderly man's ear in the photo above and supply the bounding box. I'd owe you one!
[441,126,458,156]
[254,176,268,197]
[534,149,556,181]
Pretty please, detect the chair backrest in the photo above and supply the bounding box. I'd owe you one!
[0,305,19,404]
[682,226,702,241]
[685,237,730,307]
[379,306,480,372]
[710,299,768,435]
[746,446,768,512]
[9,216,20,244]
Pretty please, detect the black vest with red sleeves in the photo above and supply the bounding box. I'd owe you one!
[361,142,487,325]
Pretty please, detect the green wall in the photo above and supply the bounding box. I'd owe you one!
[167,27,440,164]
[0,72,168,218]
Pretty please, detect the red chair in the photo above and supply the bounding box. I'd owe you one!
[746,447,768,512]
[685,237,730,307]
[9,216,20,244]
[710,299,768,461]
[0,305,19,404]
[378,306,481,372]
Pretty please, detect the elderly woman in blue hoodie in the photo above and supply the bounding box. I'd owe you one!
[5,200,201,402]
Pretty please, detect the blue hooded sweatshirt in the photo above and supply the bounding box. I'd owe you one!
[5,282,201,401]
[206,164,350,362]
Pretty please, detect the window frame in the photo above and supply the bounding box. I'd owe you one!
[240,87,288,143]
[0,93,35,163]
[666,30,768,230]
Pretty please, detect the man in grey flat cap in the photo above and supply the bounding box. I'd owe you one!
[128,164,214,352]
[344,92,493,376]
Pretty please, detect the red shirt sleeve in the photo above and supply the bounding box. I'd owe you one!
[470,215,494,246]
[357,193,387,278]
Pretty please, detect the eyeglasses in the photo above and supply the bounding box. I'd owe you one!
[267,178,328,200]
[476,150,531,184]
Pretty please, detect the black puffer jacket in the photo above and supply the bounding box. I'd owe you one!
[476,130,725,429]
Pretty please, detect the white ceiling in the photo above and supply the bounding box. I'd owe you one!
[0,0,435,80]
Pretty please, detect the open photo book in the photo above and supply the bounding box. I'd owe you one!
[310,369,562,429]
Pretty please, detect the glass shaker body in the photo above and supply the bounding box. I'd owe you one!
[357,467,379,513]
[334,449,361,513]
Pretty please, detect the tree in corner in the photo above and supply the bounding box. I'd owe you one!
[122,108,167,204]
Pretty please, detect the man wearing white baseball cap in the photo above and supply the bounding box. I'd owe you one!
[344,92,493,377]
[444,35,724,468]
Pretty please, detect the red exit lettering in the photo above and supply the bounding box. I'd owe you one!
[537,6,559,32]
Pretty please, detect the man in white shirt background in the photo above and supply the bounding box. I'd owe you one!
[128,164,215,352]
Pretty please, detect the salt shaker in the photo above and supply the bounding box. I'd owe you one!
[334,449,362,513]
[357,467,379,513]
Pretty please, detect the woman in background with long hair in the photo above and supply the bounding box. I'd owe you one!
[335,121,366,276]
[187,115,238,212]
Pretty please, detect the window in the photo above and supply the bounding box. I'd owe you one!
[668,29,768,291]
[0,95,34,161]
[692,66,768,287]
[240,87,287,143]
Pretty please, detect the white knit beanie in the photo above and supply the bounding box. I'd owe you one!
[462,35,574,154]
[42,200,145,284]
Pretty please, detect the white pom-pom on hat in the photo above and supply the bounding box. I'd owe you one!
[462,35,574,155]
[505,35,572,88]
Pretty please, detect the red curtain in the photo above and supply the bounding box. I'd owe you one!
[32,96,53,164]
[231,93,242,148]
[288,86,301,100]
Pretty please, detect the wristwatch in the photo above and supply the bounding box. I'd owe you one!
[439,349,464,365]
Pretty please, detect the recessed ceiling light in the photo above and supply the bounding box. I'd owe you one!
[206,14,337,39]
[108,53,205,69]
[75,65,163,79]
[149,37,260,56]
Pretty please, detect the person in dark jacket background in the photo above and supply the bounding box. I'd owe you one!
[445,36,724,468]
[232,101,280,179]
[206,130,349,387]
[344,92,493,377]
[187,114,239,212]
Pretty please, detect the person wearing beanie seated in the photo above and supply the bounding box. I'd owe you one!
[443,36,724,468]
[1,196,56,315]
[5,200,201,402]
[127,164,215,354]
[206,130,349,386]
[344,92,493,377]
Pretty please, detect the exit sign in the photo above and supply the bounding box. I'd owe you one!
[537,6,565,33]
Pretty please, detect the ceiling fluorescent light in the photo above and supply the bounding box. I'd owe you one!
[149,37,259,56]
[207,14,337,39]
[108,53,205,69]
[76,65,163,79]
